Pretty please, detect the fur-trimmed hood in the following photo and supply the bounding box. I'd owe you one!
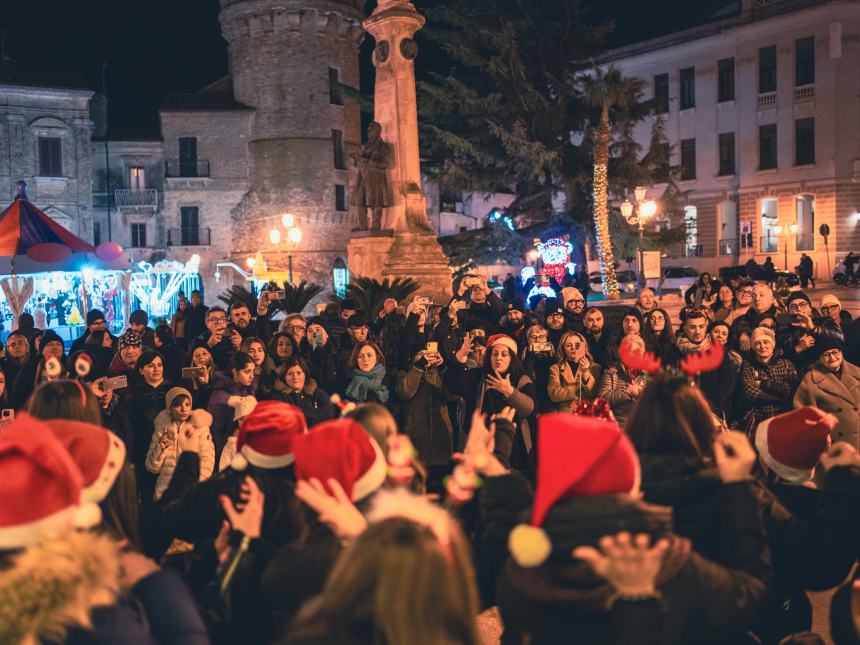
[153,408,213,434]
[0,531,120,644]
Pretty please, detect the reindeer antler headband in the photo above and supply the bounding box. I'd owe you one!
[619,336,725,380]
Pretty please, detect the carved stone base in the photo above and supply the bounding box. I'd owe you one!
[348,232,452,303]
[381,232,452,302]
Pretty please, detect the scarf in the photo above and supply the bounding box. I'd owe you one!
[675,334,711,355]
[345,363,389,403]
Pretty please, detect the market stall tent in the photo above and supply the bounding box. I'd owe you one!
[0,195,127,273]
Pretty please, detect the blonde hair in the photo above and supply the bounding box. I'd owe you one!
[555,331,593,365]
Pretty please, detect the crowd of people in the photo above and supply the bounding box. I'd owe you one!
[1,275,859,645]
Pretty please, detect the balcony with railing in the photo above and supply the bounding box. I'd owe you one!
[114,189,159,211]
[719,239,737,256]
[760,236,778,253]
[794,84,815,104]
[757,91,777,110]
[164,159,210,179]
[167,227,211,246]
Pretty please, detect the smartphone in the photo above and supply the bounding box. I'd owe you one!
[463,275,480,288]
[1,409,13,421]
[268,290,286,301]
[776,313,793,327]
[426,341,438,353]
[182,366,206,379]
[103,375,128,391]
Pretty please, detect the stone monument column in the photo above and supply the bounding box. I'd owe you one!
[347,0,452,302]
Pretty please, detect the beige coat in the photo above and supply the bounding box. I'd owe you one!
[793,360,860,449]
[547,360,601,413]
[146,409,215,500]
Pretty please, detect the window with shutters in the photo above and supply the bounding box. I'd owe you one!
[38,137,62,177]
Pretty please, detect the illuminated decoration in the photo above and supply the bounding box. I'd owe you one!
[526,278,557,306]
[488,208,515,231]
[592,161,619,297]
[535,237,573,284]
[130,254,201,317]
[520,266,536,285]
[566,262,576,275]
[333,258,349,298]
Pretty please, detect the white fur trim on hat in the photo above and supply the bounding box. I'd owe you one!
[239,444,296,470]
[754,417,814,484]
[81,432,126,503]
[488,335,518,357]
[0,505,80,550]
[351,435,388,502]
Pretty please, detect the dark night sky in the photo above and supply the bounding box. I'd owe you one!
[0,0,730,132]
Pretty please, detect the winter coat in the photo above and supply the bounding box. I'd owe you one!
[268,379,337,428]
[207,374,256,463]
[395,364,455,465]
[793,360,860,449]
[146,409,215,501]
[740,356,799,432]
[487,475,770,645]
[195,331,235,371]
[522,353,555,414]
[596,364,641,427]
[126,380,173,467]
[778,315,845,374]
[0,531,208,645]
[666,344,737,417]
[547,360,601,412]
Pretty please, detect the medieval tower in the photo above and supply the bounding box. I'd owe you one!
[218,0,365,290]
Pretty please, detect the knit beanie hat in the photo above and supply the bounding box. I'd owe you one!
[293,418,387,502]
[814,335,845,355]
[231,400,307,471]
[0,413,101,549]
[347,313,370,328]
[751,326,776,345]
[562,287,585,306]
[755,407,835,483]
[786,291,811,306]
[86,309,106,325]
[623,308,644,326]
[41,329,64,352]
[820,294,841,309]
[129,309,148,325]
[165,386,192,411]
[119,330,143,349]
[508,412,640,568]
[544,299,563,317]
[507,297,526,315]
[44,419,126,503]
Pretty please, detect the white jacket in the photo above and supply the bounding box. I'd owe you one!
[145,409,215,501]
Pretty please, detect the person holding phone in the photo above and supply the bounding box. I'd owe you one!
[183,343,216,409]
[300,317,338,391]
[548,331,600,413]
[443,334,535,471]
[778,292,844,374]
[197,306,236,371]
[396,343,454,490]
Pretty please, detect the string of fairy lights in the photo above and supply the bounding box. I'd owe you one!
[591,162,620,297]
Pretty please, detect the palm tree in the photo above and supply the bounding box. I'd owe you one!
[331,277,420,319]
[582,65,646,299]
[267,280,323,315]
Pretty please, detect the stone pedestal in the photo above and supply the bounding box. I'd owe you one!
[347,232,395,282]
[382,232,452,302]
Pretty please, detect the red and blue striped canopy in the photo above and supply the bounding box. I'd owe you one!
[0,198,95,255]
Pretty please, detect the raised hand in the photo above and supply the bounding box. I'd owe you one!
[713,431,756,483]
[572,531,669,596]
[295,477,368,540]
[486,371,514,397]
[219,476,265,539]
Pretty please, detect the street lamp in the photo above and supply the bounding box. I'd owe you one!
[772,223,799,271]
[620,187,658,290]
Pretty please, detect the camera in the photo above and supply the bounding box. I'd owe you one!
[531,341,553,355]
[182,366,206,379]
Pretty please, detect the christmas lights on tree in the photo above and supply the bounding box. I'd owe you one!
[592,162,619,297]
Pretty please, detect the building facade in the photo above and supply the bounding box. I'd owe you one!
[603,0,860,279]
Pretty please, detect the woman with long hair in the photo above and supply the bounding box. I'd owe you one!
[184,343,216,409]
[27,378,103,425]
[286,491,481,645]
[207,350,258,464]
[269,331,297,368]
[643,308,676,362]
[712,284,736,323]
[343,340,390,406]
[596,337,648,427]
[444,334,535,470]
[547,331,600,412]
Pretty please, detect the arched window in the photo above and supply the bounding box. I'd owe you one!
[333,258,349,298]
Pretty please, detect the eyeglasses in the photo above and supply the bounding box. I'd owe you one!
[821,304,840,312]
[737,289,753,297]
[547,312,563,318]
[789,302,810,311]
[208,316,227,324]
[820,350,842,360]
[568,299,585,306]
[288,325,307,332]
[760,323,777,330]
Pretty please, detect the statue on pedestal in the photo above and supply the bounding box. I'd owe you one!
[350,122,392,232]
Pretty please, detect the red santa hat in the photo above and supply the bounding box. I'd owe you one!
[486,334,518,356]
[44,419,126,503]
[755,406,834,484]
[0,413,101,549]
[293,418,387,502]
[509,412,640,568]
[232,400,307,471]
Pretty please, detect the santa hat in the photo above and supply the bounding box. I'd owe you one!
[486,334,518,356]
[231,400,307,471]
[228,395,258,421]
[508,412,640,568]
[0,413,101,549]
[293,418,387,502]
[755,407,834,484]
[44,419,126,503]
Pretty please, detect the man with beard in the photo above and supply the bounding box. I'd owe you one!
[582,307,612,367]
[228,300,272,342]
[778,292,844,374]
[543,299,567,347]
[500,298,529,341]
[561,287,586,333]
[668,309,736,417]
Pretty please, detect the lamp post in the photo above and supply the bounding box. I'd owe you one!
[620,187,658,290]
[772,223,799,272]
[268,212,303,285]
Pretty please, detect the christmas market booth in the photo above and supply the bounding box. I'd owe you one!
[0,190,129,345]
